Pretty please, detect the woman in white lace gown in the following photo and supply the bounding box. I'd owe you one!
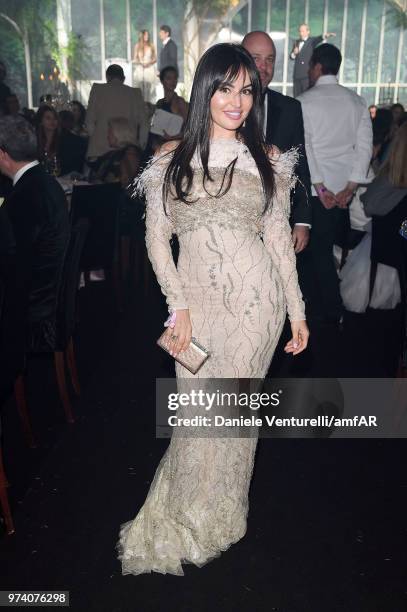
[118,43,309,576]
[132,30,157,103]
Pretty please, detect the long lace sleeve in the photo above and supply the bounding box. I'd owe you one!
[135,153,188,312]
[262,149,306,322]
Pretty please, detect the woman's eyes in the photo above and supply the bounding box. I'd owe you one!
[218,87,252,95]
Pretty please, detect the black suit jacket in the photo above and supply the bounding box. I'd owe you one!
[291,36,323,79]
[0,165,70,349]
[265,89,312,226]
[159,39,178,72]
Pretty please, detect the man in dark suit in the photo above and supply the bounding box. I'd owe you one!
[159,25,178,73]
[243,30,312,254]
[0,116,70,351]
[290,24,335,97]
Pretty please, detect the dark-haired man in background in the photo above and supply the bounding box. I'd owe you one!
[158,25,178,73]
[297,44,372,324]
[86,64,148,162]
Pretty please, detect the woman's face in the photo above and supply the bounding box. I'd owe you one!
[143,31,149,42]
[210,69,253,138]
[162,70,177,92]
[71,103,81,123]
[42,110,58,132]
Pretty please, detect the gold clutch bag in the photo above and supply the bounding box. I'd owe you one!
[157,332,210,375]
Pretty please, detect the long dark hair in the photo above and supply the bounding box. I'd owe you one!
[35,104,60,157]
[163,43,275,212]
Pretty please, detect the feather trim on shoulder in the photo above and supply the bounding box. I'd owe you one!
[129,149,173,199]
[271,146,300,192]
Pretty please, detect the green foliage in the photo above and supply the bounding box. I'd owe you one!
[387,1,407,29]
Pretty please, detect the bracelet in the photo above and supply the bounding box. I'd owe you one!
[165,311,177,329]
[164,311,177,329]
[316,185,327,195]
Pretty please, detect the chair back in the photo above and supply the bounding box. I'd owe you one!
[56,218,90,350]
[70,182,121,271]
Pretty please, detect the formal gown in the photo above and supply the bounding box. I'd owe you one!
[133,45,157,103]
[117,138,305,576]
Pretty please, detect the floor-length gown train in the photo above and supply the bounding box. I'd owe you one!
[117,139,305,575]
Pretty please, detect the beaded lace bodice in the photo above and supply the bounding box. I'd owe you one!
[136,138,305,322]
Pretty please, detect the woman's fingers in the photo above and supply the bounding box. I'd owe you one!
[285,323,310,355]
[164,326,191,356]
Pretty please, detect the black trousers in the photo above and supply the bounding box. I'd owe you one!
[297,197,344,320]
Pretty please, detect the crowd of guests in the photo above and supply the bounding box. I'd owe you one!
[0,28,406,376]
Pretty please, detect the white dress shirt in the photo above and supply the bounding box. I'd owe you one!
[297,75,373,196]
[12,160,39,186]
[290,37,308,60]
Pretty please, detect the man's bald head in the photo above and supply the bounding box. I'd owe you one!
[242,31,276,90]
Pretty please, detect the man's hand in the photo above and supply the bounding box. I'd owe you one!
[324,32,336,38]
[292,225,310,253]
[315,184,338,209]
[335,181,358,209]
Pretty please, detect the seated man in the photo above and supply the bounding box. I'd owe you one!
[0,116,70,351]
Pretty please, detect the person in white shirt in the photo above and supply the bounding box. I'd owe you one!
[297,43,373,324]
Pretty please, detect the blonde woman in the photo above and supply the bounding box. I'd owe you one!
[132,30,157,103]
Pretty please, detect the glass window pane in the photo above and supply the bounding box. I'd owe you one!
[72,0,102,80]
[378,85,395,105]
[343,0,364,83]
[361,86,376,105]
[104,0,127,59]
[289,0,305,40]
[328,0,344,51]
[252,1,267,31]
[308,0,325,36]
[362,0,383,83]
[400,31,407,84]
[232,4,248,36]
[381,19,399,84]
[270,0,287,31]
[272,32,287,83]
[396,87,407,105]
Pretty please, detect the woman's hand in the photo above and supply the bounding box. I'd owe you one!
[163,309,192,356]
[284,320,310,356]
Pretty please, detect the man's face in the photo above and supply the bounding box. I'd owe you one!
[0,149,13,178]
[243,34,276,90]
[299,25,310,40]
[159,29,167,41]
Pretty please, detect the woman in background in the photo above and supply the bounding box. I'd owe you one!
[36,105,86,176]
[156,66,188,124]
[132,30,157,103]
[71,100,88,138]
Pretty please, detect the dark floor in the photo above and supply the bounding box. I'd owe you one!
[0,264,406,612]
